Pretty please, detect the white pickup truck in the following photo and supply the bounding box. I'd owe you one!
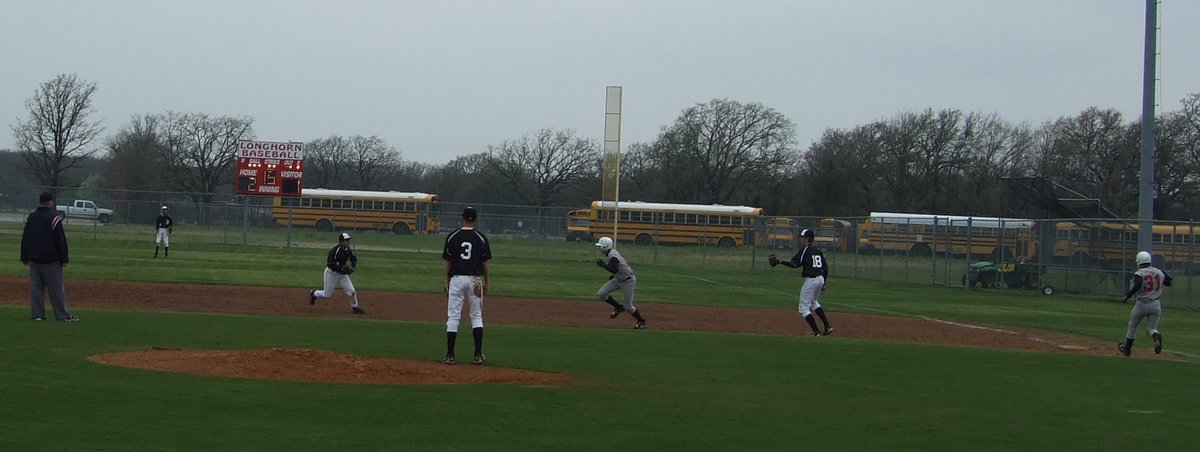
[56,199,114,223]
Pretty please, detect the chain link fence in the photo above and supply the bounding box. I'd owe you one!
[3,184,1195,310]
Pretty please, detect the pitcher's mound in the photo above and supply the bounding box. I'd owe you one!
[89,347,573,385]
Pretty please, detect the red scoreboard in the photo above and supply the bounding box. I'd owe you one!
[235,140,305,196]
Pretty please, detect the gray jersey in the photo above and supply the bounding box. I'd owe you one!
[601,249,635,282]
[1127,266,1170,302]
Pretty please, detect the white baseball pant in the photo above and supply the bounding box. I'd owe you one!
[314,267,359,308]
[798,275,825,317]
[446,275,483,332]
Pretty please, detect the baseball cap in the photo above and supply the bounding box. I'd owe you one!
[800,228,815,238]
[461,207,478,221]
[339,232,352,241]
[39,191,54,203]
[161,205,169,210]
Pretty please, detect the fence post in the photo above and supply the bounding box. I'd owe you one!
[287,204,293,248]
[242,197,249,246]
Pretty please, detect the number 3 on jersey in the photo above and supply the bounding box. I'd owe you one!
[460,242,473,260]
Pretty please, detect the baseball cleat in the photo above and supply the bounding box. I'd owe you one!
[810,331,822,337]
[473,353,486,365]
[823,326,834,336]
[443,354,456,365]
[1117,342,1131,357]
[610,307,625,319]
[351,307,365,315]
[1153,333,1162,355]
[32,317,46,321]
[308,290,316,305]
[634,320,646,329]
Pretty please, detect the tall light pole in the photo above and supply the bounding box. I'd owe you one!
[1137,0,1157,252]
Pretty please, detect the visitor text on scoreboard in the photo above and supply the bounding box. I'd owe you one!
[236,140,304,196]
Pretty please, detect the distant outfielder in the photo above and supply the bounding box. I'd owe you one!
[595,236,646,329]
[154,205,173,258]
[769,228,833,337]
[308,232,365,315]
[1118,250,1170,357]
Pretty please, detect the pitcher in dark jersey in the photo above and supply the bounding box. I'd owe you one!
[442,207,492,365]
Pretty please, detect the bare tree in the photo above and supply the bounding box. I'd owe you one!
[103,114,170,193]
[434,152,505,202]
[1034,108,1139,216]
[648,99,797,205]
[304,135,352,189]
[153,112,255,203]
[799,127,883,216]
[345,135,401,190]
[1147,95,1200,220]
[612,142,656,202]
[10,73,104,191]
[487,128,600,207]
[1172,94,1200,218]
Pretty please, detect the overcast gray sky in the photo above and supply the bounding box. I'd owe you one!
[2,0,1197,165]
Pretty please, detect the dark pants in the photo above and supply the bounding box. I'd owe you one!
[29,262,71,320]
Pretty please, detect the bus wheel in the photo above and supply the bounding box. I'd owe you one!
[635,234,654,246]
[392,222,411,235]
[991,246,1013,262]
[909,243,932,257]
[315,219,333,232]
[717,237,736,248]
[1041,285,1055,296]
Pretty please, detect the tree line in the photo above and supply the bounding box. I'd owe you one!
[7,73,1200,220]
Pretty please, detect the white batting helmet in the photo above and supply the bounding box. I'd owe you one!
[595,236,614,251]
[1135,251,1152,266]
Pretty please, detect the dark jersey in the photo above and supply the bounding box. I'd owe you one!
[20,207,69,264]
[442,227,491,276]
[156,214,173,229]
[787,245,828,278]
[326,244,357,272]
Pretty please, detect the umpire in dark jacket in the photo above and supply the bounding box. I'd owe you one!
[20,191,76,321]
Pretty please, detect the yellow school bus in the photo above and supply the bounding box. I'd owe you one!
[765,217,799,249]
[583,200,764,247]
[565,209,591,241]
[1053,220,1200,267]
[273,188,440,234]
[814,218,854,251]
[857,212,1035,260]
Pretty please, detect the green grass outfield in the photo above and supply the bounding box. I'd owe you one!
[3,223,1200,451]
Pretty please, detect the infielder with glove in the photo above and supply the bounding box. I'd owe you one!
[595,236,646,329]
[308,232,364,314]
[1118,250,1170,357]
[154,205,173,258]
[769,228,833,337]
[442,207,492,365]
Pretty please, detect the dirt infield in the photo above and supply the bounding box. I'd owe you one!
[2,275,1128,385]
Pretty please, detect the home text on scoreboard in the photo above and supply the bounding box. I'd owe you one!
[236,140,305,196]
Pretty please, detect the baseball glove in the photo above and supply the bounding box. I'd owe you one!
[768,254,780,267]
[595,258,606,268]
[340,264,355,275]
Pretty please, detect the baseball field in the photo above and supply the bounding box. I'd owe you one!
[2,223,1199,451]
